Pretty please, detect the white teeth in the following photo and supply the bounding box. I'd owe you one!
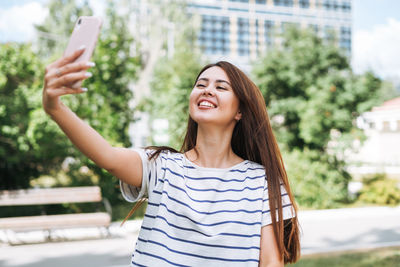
[199,101,216,108]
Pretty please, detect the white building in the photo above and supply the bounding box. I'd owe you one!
[348,97,400,180]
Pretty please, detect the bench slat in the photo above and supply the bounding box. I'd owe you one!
[0,186,102,206]
[0,212,111,230]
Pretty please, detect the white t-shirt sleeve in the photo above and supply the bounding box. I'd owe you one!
[262,181,296,227]
[120,148,166,203]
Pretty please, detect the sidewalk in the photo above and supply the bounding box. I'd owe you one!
[0,206,399,266]
[299,205,400,254]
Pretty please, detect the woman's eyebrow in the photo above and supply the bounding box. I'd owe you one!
[197,78,231,86]
[216,79,231,86]
[197,78,209,83]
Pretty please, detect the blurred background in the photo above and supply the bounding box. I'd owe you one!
[1,0,400,266]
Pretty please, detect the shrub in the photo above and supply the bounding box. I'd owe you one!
[358,174,400,205]
[283,148,350,209]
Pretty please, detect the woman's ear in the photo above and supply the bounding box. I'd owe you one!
[235,110,242,121]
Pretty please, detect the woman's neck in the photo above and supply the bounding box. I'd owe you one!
[185,124,243,168]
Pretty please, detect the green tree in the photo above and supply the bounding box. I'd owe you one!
[148,41,203,148]
[35,0,141,212]
[252,28,383,208]
[0,1,141,220]
[0,43,45,189]
[138,1,203,148]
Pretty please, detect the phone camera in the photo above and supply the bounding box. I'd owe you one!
[78,19,82,25]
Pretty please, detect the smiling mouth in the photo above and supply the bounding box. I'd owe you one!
[198,100,216,108]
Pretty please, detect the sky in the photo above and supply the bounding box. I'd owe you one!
[0,0,399,79]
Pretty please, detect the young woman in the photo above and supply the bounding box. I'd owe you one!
[43,47,300,266]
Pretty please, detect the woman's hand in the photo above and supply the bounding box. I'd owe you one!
[42,46,95,115]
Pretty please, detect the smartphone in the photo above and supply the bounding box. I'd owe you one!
[64,16,102,88]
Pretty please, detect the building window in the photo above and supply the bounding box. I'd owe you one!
[322,0,333,10]
[256,0,267,4]
[237,17,250,56]
[264,20,274,46]
[342,1,351,12]
[198,15,230,55]
[322,0,345,11]
[299,0,310,8]
[340,26,351,53]
[255,19,259,52]
[274,0,294,7]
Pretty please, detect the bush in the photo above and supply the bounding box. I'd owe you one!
[358,174,400,205]
[283,148,350,209]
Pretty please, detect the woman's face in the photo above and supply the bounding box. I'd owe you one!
[189,66,241,127]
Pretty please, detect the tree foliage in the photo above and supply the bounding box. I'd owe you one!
[1,0,141,210]
[0,43,45,189]
[140,2,203,149]
[252,28,383,208]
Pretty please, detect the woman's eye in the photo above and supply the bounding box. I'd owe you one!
[217,87,226,90]
[197,84,205,88]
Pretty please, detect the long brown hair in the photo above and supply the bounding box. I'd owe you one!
[124,61,300,263]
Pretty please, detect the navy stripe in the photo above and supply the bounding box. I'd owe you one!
[229,167,265,173]
[142,226,260,250]
[165,180,263,203]
[156,203,261,227]
[145,214,260,238]
[135,248,190,267]
[148,169,151,185]
[144,214,156,219]
[162,167,265,182]
[131,256,147,267]
[138,238,259,262]
[159,155,195,169]
[263,203,293,214]
[183,165,196,169]
[161,155,183,163]
[184,183,263,193]
[160,189,262,214]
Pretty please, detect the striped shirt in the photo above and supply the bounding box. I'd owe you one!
[120,149,295,266]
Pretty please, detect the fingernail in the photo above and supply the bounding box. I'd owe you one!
[86,62,95,67]
[78,45,86,51]
[82,87,88,92]
[84,72,92,77]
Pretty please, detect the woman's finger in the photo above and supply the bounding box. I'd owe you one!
[49,45,86,69]
[47,71,92,89]
[47,86,88,98]
[46,61,95,82]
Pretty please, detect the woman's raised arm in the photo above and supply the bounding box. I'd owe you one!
[42,47,142,187]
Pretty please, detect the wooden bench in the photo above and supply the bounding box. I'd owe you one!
[0,186,112,244]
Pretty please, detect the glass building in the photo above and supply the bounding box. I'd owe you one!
[188,0,352,68]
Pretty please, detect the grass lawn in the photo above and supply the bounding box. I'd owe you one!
[289,246,400,267]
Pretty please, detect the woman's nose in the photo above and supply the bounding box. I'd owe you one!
[203,86,214,96]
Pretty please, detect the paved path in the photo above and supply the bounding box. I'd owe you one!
[0,206,399,266]
[299,206,400,254]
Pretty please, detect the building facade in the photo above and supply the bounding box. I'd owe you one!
[189,0,352,69]
[348,97,400,180]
